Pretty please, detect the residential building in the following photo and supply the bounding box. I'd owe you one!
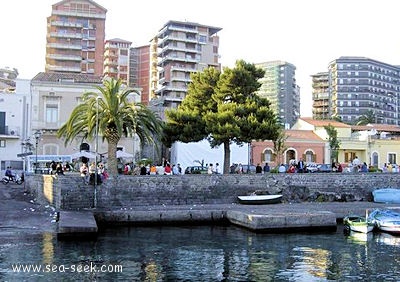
[0,79,31,171]
[29,72,140,171]
[103,38,132,85]
[311,72,330,119]
[45,0,107,76]
[292,117,400,170]
[327,56,400,125]
[156,20,222,108]
[129,44,151,105]
[0,67,18,92]
[255,61,300,128]
[251,129,326,168]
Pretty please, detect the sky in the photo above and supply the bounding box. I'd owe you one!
[2,0,400,117]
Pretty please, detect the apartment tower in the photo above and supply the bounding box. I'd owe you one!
[255,61,300,128]
[45,0,107,76]
[328,56,400,125]
[129,45,152,105]
[156,20,222,108]
[103,38,132,84]
[311,72,330,119]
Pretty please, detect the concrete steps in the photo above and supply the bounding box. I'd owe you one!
[57,211,98,239]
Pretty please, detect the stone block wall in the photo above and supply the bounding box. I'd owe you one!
[26,173,400,211]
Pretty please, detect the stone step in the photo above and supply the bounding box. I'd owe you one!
[57,211,98,239]
[227,210,337,232]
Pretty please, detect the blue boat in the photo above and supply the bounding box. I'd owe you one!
[368,209,400,234]
[372,188,400,204]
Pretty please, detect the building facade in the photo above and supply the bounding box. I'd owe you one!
[29,72,142,171]
[311,72,330,119]
[156,20,222,108]
[103,38,132,85]
[129,44,151,105]
[45,0,107,76]
[255,61,300,128]
[327,56,400,125]
[0,79,31,171]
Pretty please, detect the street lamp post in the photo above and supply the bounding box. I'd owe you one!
[94,96,100,208]
[34,130,41,174]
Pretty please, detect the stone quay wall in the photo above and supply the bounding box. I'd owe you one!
[27,173,400,211]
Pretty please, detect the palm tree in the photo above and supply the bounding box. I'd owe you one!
[57,78,163,175]
[356,110,376,125]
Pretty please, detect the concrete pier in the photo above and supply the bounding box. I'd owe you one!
[57,211,98,239]
[226,210,337,232]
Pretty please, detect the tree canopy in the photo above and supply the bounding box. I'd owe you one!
[57,78,163,176]
[163,60,280,174]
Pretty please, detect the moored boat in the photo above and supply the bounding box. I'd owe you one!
[237,194,282,205]
[372,188,400,204]
[343,215,374,233]
[368,209,400,234]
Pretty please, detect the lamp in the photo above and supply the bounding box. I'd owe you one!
[34,130,42,174]
[94,96,100,208]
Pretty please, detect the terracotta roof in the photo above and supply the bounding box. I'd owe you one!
[32,72,103,84]
[352,124,400,133]
[285,130,324,142]
[299,117,351,128]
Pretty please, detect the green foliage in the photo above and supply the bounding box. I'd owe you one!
[57,78,163,175]
[356,110,376,125]
[324,124,341,163]
[163,60,280,173]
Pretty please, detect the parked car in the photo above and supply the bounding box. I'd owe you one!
[242,165,257,174]
[305,163,318,173]
[184,166,208,174]
[317,163,332,173]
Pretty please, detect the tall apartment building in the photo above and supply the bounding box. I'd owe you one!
[255,61,300,128]
[129,44,151,105]
[328,56,400,125]
[103,38,132,84]
[156,20,222,108]
[45,0,107,76]
[311,72,330,119]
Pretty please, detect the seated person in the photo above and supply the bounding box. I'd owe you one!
[5,167,15,181]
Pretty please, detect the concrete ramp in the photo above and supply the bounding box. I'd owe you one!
[57,211,98,239]
[227,210,337,232]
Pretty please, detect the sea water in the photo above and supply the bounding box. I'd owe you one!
[1,225,400,281]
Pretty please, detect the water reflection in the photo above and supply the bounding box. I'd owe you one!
[1,226,400,281]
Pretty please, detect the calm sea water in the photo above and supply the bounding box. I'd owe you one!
[1,224,400,281]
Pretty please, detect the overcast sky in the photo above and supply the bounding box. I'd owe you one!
[2,0,400,116]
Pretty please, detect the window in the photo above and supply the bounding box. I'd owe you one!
[388,153,396,165]
[263,149,274,162]
[0,140,5,147]
[304,150,315,163]
[46,104,58,123]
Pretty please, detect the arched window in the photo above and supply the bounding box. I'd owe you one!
[304,150,316,163]
[262,148,274,163]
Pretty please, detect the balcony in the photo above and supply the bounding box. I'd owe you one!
[46,54,82,61]
[51,21,83,28]
[52,10,106,19]
[0,126,21,138]
[45,64,81,72]
[47,42,82,50]
[50,32,82,39]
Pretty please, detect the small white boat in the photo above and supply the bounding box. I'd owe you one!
[368,209,400,234]
[343,215,373,233]
[237,194,282,205]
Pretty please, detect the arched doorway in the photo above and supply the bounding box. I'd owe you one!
[285,149,296,164]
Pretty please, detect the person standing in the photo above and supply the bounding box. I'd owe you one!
[214,163,220,174]
[263,163,270,173]
[297,158,305,173]
[256,163,262,174]
[207,163,213,174]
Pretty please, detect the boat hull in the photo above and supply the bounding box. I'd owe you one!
[343,216,373,233]
[373,188,400,204]
[368,209,400,234]
[237,195,282,205]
